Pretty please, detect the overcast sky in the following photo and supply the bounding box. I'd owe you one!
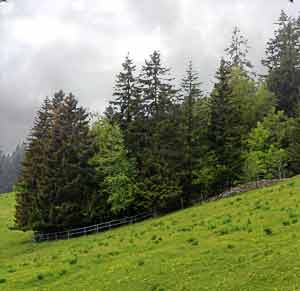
[0,0,299,153]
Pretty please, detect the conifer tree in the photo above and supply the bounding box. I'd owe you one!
[262,11,300,117]
[136,51,182,212]
[16,92,96,232]
[139,50,176,116]
[45,93,96,231]
[180,60,202,202]
[225,26,253,73]
[15,96,52,230]
[209,59,244,190]
[110,54,139,146]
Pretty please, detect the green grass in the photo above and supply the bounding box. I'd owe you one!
[1,177,300,290]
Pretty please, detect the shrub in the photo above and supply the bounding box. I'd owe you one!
[69,257,78,265]
[264,227,273,235]
[0,278,6,284]
[254,201,262,209]
[37,273,44,280]
[222,216,232,225]
[292,218,298,224]
[217,228,229,236]
[282,220,290,226]
[59,269,67,276]
[207,222,216,230]
[177,227,192,232]
[187,238,198,246]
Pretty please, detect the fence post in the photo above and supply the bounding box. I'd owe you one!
[67,231,70,240]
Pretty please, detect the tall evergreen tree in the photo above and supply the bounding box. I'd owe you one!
[225,26,253,73]
[46,93,96,231]
[139,50,176,116]
[110,54,139,146]
[16,92,96,232]
[15,96,52,230]
[136,51,182,212]
[209,59,244,190]
[180,60,203,202]
[262,11,300,117]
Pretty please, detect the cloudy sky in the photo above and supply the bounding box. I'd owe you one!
[0,0,299,153]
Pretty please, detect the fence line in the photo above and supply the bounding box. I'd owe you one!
[33,212,153,242]
[33,178,286,243]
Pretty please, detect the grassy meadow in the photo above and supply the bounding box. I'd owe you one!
[1,177,300,290]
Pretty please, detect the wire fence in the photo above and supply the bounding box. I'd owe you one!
[33,212,153,242]
[33,178,286,243]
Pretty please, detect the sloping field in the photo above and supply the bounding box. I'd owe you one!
[1,177,300,290]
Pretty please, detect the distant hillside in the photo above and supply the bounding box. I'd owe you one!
[1,177,300,290]
[0,144,24,194]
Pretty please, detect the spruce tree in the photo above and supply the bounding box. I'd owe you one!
[137,51,182,212]
[15,96,52,231]
[44,93,96,231]
[139,50,176,116]
[209,59,244,190]
[16,92,96,232]
[180,60,202,202]
[225,26,253,73]
[110,54,139,146]
[262,11,300,117]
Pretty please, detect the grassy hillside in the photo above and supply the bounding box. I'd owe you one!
[1,178,300,290]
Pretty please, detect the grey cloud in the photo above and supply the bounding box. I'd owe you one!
[0,0,299,152]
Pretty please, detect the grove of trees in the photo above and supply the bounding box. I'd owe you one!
[0,144,24,194]
[15,11,300,233]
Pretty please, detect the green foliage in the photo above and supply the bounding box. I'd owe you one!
[263,11,300,117]
[109,54,140,147]
[209,59,244,189]
[15,92,96,232]
[225,26,253,73]
[179,60,203,201]
[90,118,138,215]
[286,118,300,173]
[243,110,288,181]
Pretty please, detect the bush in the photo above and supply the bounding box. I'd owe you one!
[222,216,232,225]
[59,269,67,276]
[207,222,216,230]
[0,278,6,284]
[292,218,298,224]
[187,238,199,246]
[282,220,290,226]
[264,227,273,235]
[37,273,44,280]
[216,228,229,236]
[69,257,78,265]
